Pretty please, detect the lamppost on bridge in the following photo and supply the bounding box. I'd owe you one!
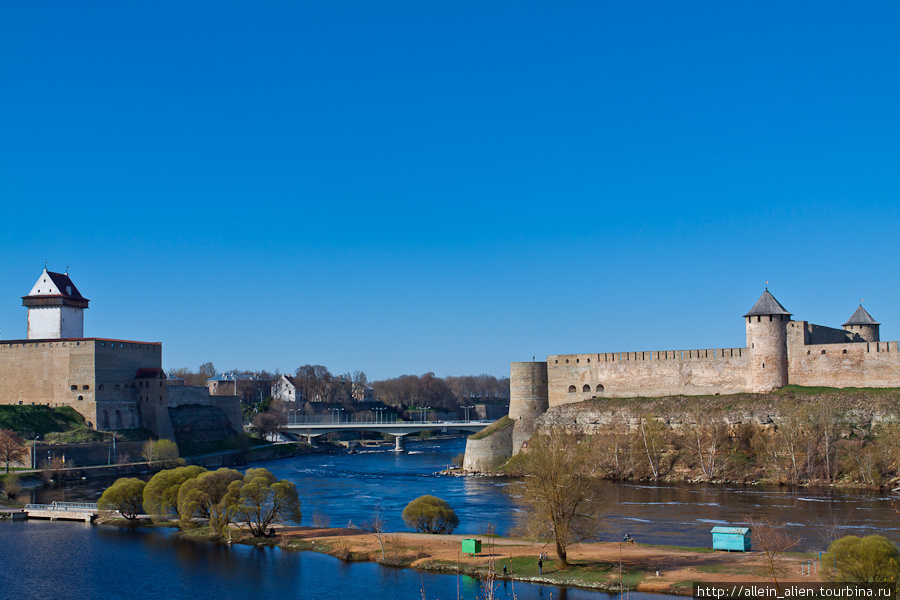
[373,407,386,424]
[32,435,40,469]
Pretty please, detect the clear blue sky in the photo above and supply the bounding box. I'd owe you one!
[1,2,898,380]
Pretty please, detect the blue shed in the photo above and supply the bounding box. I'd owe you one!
[711,527,751,552]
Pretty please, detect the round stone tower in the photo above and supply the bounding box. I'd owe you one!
[843,304,880,342]
[744,289,791,393]
[509,361,549,454]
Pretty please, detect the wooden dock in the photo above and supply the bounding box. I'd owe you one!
[23,502,98,523]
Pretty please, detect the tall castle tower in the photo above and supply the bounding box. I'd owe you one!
[744,289,791,392]
[22,268,90,339]
[509,361,549,454]
[843,305,880,342]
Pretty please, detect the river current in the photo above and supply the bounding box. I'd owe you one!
[3,437,898,600]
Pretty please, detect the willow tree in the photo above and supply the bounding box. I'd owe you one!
[231,468,301,537]
[177,467,244,533]
[143,465,207,517]
[512,431,605,566]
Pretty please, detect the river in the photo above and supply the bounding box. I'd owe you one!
[3,437,898,599]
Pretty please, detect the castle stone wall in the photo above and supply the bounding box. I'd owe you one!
[509,362,548,452]
[788,341,900,388]
[746,314,789,392]
[546,349,748,406]
[462,420,513,472]
[0,338,162,433]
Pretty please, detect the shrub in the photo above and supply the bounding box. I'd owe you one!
[401,495,459,534]
[823,535,900,583]
[2,473,21,497]
[143,439,180,467]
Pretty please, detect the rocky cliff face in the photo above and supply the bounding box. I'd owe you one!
[168,405,236,444]
[535,390,900,435]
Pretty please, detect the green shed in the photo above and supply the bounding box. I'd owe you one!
[461,539,482,556]
[711,527,751,552]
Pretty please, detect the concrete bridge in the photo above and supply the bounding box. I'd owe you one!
[24,501,98,523]
[281,415,492,450]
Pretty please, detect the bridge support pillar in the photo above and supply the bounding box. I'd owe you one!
[394,435,405,452]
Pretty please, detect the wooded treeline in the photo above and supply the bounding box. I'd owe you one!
[538,401,900,486]
[169,363,509,409]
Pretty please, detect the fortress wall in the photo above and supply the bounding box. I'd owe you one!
[788,341,900,388]
[167,385,242,433]
[547,349,749,406]
[0,339,162,431]
[787,321,852,347]
[462,421,514,472]
[0,341,73,407]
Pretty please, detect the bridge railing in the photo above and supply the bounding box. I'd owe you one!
[283,415,494,427]
[25,501,98,512]
[285,414,404,426]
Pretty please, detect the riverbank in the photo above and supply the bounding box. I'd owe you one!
[119,520,817,596]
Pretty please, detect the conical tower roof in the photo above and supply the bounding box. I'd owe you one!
[843,305,879,326]
[743,289,792,318]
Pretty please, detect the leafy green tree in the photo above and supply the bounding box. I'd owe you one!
[401,495,459,534]
[231,468,301,537]
[177,467,244,533]
[824,535,900,583]
[511,431,605,566]
[143,465,207,517]
[142,439,180,466]
[98,477,147,521]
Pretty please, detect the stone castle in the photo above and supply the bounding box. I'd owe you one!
[463,289,900,470]
[0,269,241,440]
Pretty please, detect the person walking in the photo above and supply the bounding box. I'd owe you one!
[537,557,543,575]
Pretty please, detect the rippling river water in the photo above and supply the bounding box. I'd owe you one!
[5,436,898,600]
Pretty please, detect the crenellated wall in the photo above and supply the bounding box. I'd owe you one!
[546,348,748,406]
[788,340,900,388]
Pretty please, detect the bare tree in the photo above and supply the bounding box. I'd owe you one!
[363,503,388,561]
[0,429,28,473]
[749,516,800,593]
[691,412,727,480]
[511,431,605,566]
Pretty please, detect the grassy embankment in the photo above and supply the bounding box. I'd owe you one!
[0,404,154,443]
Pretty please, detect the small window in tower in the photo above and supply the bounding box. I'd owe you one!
[583,384,590,392]
[99,385,104,390]
[568,385,576,393]
[82,385,89,390]
[576,359,579,363]
[77,396,83,401]
[587,358,590,363]
[596,384,604,392]
[115,384,120,390]
[821,350,826,354]
[555,360,558,363]
[842,349,847,354]
[71,385,77,391]
[565,359,569,363]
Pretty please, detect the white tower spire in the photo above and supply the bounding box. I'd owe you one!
[22,268,90,339]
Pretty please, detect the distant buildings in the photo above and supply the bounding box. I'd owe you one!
[207,372,271,404]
